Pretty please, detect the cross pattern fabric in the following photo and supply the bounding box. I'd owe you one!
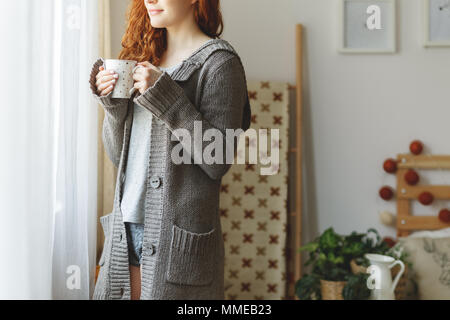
[220,80,290,300]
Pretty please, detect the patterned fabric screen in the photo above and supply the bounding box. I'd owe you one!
[220,80,290,299]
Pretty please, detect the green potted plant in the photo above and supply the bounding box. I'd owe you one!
[342,272,371,300]
[346,228,391,274]
[295,227,368,300]
[295,227,387,300]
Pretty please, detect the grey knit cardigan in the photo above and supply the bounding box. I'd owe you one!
[89,39,251,300]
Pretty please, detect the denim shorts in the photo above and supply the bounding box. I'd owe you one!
[124,222,144,267]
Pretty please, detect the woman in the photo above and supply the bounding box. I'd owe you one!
[89,0,251,300]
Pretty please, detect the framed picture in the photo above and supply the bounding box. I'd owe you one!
[423,0,450,47]
[338,0,397,53]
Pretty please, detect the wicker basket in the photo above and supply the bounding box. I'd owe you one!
[320,279,347,300]
[350,259,367,274]
[350,259,409,300]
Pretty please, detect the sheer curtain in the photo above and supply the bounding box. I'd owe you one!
[0,0,99,299]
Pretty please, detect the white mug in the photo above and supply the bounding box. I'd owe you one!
[102,58,139,98]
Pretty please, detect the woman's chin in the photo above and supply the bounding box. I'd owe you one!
[150,23,166,29]
[149,18,166,29]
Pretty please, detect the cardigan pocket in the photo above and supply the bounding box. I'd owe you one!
[166,224,217,286]
[98,212,114,266]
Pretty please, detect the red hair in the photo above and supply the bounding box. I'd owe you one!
[118,0,224,65]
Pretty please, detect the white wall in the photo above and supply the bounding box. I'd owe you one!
[111,0,450,243]
[110,0,129,58]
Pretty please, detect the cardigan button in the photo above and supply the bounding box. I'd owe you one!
[148,243,155,255]
[150,176,161,189]
[143,242,156,255]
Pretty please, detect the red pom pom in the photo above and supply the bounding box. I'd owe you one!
[404,169,419,185]
[379,186,394,200]
[383,237,396,248]
[410,140,423,155]
[383,158,397,173]
[439,209,450,223]
[418,191,433,205]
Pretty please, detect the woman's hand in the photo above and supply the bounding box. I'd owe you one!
[95,66,119,96]
[132,61,163,95]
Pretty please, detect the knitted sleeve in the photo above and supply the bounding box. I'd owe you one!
[89,58,129,168]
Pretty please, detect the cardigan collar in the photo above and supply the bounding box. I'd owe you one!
[169,38,238,82]
[169,38,251,132]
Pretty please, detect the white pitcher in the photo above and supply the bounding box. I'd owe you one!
[364,253,405,300]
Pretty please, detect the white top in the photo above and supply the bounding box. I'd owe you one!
[120,62,182,223]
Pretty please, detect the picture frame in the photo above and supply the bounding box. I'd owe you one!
[338,0,397,53]
[423,0,450,47]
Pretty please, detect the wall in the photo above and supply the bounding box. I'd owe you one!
[110,0,450,245]
[110,0,129,58]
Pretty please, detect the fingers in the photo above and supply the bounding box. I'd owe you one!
[133,69,149,82]
[99,84,114,97]
[95,67,119,96]
[132,66,145,78]
[97,80,115,95]
[99,82,115,96]
[133,81,146,95]
[96,73,118,88]
[96,69,118,82]
[138,63,159,74]
[96,66,113,78]
[133,81,141,91]
[132,67,152,81]
[132,65,143,73]
[97,78,117,96]
[132,72,141,81]
[134,62,157,75]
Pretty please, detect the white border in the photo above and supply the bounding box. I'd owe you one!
[338,0,397,53]
[423,0,450,47]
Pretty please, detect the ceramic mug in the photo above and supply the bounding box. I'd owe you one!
[102,58,139,98]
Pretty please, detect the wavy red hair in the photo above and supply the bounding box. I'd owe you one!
[118,0,224,65]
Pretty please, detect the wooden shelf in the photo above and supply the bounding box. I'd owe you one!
[397,185,450,199]
[397,216,449,231]
[395,154,450,237]
[397,154,450,169]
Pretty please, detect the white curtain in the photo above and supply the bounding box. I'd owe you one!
[0,0,99,299]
